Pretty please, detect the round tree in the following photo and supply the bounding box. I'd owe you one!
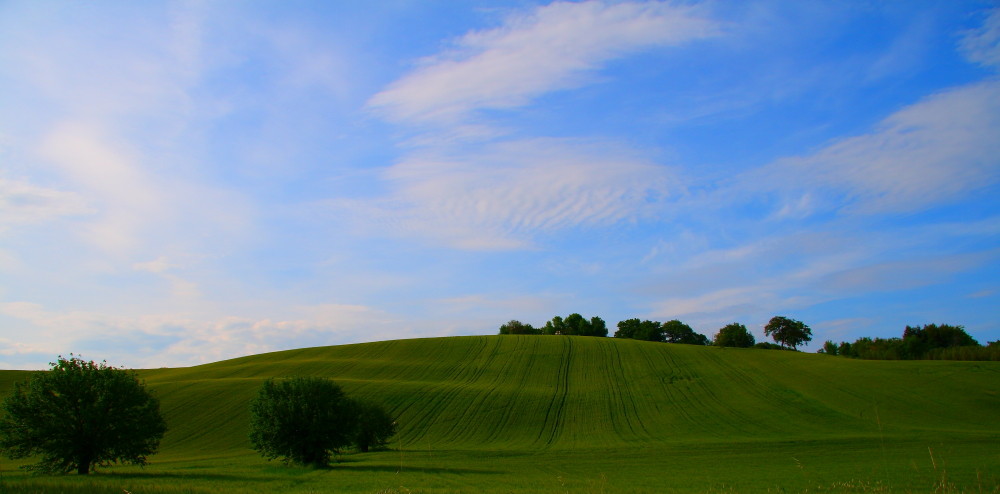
[248,377,357,467]
[713,322,755,348]
[764,316,812,350]
[0,355,167,475]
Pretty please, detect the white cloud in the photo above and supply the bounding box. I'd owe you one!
[0,301,415,369]
[743,80,1000,215]
[37,121,168,254]
[0,177,93,231]
[368,0,718,124]
[340,138,677,249]
[960,7,1000,71]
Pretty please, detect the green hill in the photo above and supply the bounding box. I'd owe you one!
[1,335,998,493]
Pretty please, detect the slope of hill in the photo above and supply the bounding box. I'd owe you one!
[129,335,999,459]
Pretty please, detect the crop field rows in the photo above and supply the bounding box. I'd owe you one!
[0,335,997,493]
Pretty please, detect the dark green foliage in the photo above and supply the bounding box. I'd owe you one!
[753,342,788,350]
[542,316,564,335]
[498,320,540,335]
[763,316,812,350]
[902,323,977,355]
[354,401,397,452]
[248,377,357,467]
[0,356,166,475]
[713,323,755,348]
[615,319,664,342]
[542,314,607,336]
[820,340,839,355]
[834,324,986,360]
[662,320,709,345]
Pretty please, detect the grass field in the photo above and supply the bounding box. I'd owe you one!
[0,335,997,493]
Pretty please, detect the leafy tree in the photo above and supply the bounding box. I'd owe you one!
[249,377,357,468]
[903,324,977,355]
[563,313,589,335]
[0,356,166,475]
[354,401,397,453]
[588,316,609,337]
[713,323,755,348]
[663,320,709,345]
[763,316,812,350]
[542,314,607,336]
[498,320,540,335]
[542,316,566,335]
[820,340,839,356]
[615,319,664,342]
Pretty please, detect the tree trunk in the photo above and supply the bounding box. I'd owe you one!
[77,460,90,475]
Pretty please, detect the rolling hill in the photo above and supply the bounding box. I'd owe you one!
[0,335,997,492]
[134,335,999,455]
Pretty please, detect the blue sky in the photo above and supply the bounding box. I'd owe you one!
[1,1,998,369]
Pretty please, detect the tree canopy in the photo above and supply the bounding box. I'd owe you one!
[827,324,993,360]
[354,401,397,453]
[498,320,541,335]
[713,323,755,348]
[542,314,607,337]
[614,319,664,342]
[249,377,358,467]
[662,320,710,345]
[0,356,166,475]
[764,316,812,350]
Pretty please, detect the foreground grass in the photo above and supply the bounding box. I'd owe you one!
[1,435,997,493]
[0,336,997,493]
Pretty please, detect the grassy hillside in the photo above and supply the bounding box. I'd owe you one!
[0,335,997,493]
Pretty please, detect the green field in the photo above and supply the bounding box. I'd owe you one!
[0,335,997,493]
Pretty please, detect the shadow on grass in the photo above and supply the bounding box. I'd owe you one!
[334,463,507,475]
[89,471,274,483]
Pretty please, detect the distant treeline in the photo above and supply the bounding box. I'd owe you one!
[820,324,1000,361]
[501,317,998,361]
[498,314,812,350]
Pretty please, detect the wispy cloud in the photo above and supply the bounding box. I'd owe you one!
[960,7,1000,70]
[0,177,93,231]
[738,80,1000,216]
[368,1,718,124]
[361,1,712,249]
[338,138,677,249]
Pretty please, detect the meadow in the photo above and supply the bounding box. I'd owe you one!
[0,335,996,493]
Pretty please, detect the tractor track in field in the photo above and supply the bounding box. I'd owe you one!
[605,339,649,439]
[536,336,572,447]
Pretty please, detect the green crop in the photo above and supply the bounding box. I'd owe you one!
[0,335,996,493]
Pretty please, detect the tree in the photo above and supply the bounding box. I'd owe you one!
[713,323,755,348]
[588,316,609,337]
[354,401,397,453]
[820,340,839,356]
[662,320,709,345]
[249,377,357,467]
[563,313,590,335]
[542,314,607,336]
[0,356,166,475]
[542,316,566,335]
[615,319,664,342]
[498,320,540,335]
[763,316,812,350]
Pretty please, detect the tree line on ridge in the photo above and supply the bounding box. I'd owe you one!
[498,314,813,350]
